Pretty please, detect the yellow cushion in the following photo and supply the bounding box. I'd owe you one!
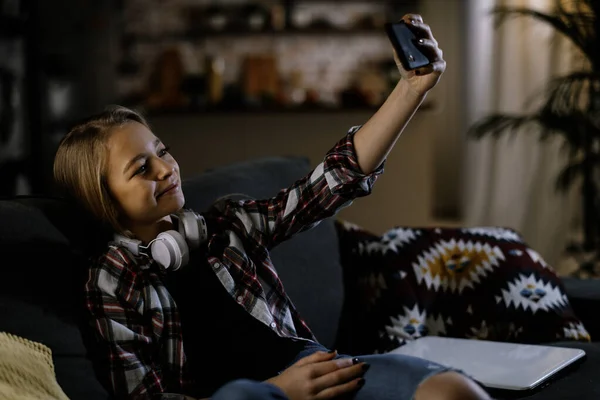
[0,332,69,400]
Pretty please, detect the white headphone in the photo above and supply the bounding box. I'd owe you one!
[113,209,208,271]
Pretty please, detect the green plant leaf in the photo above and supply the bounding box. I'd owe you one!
[491,6,590,61]
[468,114,539,141]
[537,105,587,146]
[474,1,600,197]
[556,152,600,192]
[545,71,600,114]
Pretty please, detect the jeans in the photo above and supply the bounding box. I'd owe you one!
[211,379,288,400]
[284,341,474,400]
[162,342,475,400]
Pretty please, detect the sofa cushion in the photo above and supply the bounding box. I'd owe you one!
[53,356,113,400]
[561,277,600,340]
[335,221,590,355]
[0,198,109,354]
[0,198,111,399]
[182,156,344,348]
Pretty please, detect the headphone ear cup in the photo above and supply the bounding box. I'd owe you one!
[151,230,189,271]
[177,210,204,249]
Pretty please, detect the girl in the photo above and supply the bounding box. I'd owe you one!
[53,15,491,400]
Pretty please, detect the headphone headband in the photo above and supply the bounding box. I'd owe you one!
[112,210,207,270]
[113,234,143,256]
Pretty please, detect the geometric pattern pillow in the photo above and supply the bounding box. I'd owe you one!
[334,220,591,355]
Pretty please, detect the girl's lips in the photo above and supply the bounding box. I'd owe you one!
[157,182,180,197]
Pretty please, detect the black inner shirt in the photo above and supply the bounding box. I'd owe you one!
[161,247,307,398]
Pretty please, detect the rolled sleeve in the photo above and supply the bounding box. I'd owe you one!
[213,125,386,250]
[322,125,385,198]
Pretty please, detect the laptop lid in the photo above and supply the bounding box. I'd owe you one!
[389,336,586,391]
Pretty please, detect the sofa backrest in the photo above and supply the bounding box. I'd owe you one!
[0,157,344,366]
[0,196,112,399]
[182,156,345,348]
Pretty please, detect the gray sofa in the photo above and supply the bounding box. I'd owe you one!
[0,155,599,400]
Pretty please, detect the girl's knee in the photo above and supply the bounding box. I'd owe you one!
[414,371,492,400]
[211,379,288,400]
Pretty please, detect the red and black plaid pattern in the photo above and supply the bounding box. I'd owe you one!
[84,126,384,399]
[335,221,590,356]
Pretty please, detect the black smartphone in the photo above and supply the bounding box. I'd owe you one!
[384,21,430,71]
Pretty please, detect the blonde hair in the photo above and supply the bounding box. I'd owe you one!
[53,105,149,233]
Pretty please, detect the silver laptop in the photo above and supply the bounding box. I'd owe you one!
[388,336,585,391]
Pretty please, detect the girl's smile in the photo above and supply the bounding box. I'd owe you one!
[105,121,185,243]
[156,180,180,198]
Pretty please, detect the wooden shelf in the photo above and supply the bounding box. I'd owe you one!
[142,101,434,117]
[296,0,389,3]
[129,27,385,42]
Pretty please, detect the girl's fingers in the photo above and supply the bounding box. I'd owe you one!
[414,38,437,50]
[414,38,443,62]
[314,377,366,399]
[415,60,447,76]
[409,23,437,44]
[402,19,443,65]
[308,357,356,380]
[402,13,424,24]
[293,350,337,367]
[311,361,368,393]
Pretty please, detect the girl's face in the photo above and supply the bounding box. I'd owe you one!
[105,121,184,237]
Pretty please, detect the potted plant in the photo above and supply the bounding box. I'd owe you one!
[469,0,600,262]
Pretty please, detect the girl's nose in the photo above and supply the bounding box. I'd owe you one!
[156,158,175,179]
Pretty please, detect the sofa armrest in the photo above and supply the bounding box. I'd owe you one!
[562,277,600,341]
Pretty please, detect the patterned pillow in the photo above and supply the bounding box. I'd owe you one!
[334,220,590,355]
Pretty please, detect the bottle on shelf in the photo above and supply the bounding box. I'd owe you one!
[206,55,225,105]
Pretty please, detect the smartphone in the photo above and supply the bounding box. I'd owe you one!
[384,21,430,71]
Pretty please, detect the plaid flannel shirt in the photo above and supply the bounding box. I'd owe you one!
[84,126,384,399]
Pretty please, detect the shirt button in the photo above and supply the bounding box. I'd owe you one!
[237,296,243,303]
[270,322,277,329]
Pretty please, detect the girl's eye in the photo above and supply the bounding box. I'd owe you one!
[135,163,148,175]
[158,146,170,157]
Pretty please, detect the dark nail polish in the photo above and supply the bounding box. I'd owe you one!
[362,363,371,372]
[352,357,361,365]
[328,349,336,353]
[357,378,366,387]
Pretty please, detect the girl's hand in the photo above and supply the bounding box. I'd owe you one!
[394,14,446,97]
[266,351,368,400]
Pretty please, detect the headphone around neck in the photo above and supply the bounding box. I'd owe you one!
[113,209,208,271]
